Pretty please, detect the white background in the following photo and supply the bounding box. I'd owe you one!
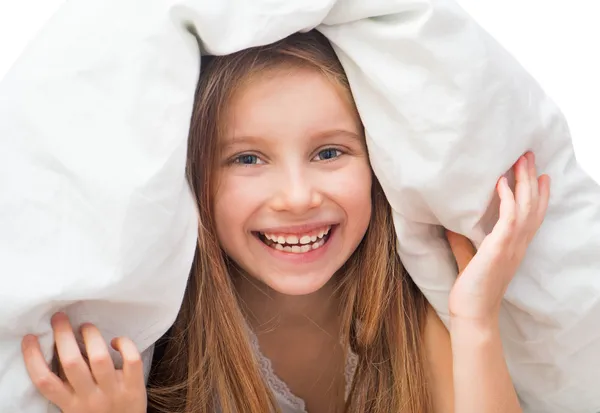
[0,0,598,180]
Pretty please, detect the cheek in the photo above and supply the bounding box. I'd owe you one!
[328,161,373,231]
[213,175,253,249]
[349,171,373,231]
[213,172,275,258]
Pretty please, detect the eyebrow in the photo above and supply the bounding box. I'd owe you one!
[219,135,263,150]
[312,129,362,142]
[220,129,363,151]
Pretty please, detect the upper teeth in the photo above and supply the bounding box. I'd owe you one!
[262,226,331,245]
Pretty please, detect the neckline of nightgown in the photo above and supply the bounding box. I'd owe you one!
[246,328,359,413]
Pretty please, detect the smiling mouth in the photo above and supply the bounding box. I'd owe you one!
[254,225,334,254]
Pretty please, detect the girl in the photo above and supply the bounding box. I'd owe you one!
[21,31,550,413]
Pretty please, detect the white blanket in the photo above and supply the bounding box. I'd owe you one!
[0,0,598,412]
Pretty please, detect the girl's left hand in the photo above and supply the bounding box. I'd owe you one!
[446,152,550,326]
[21,312,147,413]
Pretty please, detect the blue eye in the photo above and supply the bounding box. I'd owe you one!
[233,154,262,165]
[315,148,342,161]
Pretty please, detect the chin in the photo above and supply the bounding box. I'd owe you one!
[261,270,335,296]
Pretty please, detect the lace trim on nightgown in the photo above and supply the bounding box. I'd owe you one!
[247,329,359,413]
[344,349,358,400]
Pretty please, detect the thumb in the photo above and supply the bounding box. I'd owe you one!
[446,230,476,274]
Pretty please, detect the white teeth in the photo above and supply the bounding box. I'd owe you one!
[261,227,331,245]
[299,235,312,245]
[261,225,332,252]
[265,235,327,254]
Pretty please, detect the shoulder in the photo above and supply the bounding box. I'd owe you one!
[423,304,454,413]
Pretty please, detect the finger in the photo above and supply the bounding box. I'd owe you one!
[495,176,517,236]
[525,152,539,207]
[536,174,551,223]
[52,313,97,395]
[446,230,476,274]
[22,335,73,408]
[81,323,116,392]
[514,155,533,219]
[111,337,144,388]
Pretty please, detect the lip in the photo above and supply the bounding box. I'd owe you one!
[255,225,338,264]
[254,221,338,235]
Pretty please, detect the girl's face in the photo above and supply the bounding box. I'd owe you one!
[214,68,372,296]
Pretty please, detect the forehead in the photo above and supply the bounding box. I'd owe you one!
[224,67,361,142]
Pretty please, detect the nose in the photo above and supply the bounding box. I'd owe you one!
[269,167,323,214]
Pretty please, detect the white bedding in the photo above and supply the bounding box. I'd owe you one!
[0,1,598,412]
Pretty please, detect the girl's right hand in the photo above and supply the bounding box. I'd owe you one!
[21,312,147,413]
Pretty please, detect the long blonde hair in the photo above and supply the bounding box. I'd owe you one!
[147,30,432,413]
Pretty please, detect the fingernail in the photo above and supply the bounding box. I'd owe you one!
[22,335,36,347]
[527,152,535,166]
[51,312,65,325]
[79,323,92,333]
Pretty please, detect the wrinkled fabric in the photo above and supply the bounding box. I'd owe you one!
[0,1,598,412]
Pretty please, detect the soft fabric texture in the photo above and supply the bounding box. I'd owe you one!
[1,0,599,412]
